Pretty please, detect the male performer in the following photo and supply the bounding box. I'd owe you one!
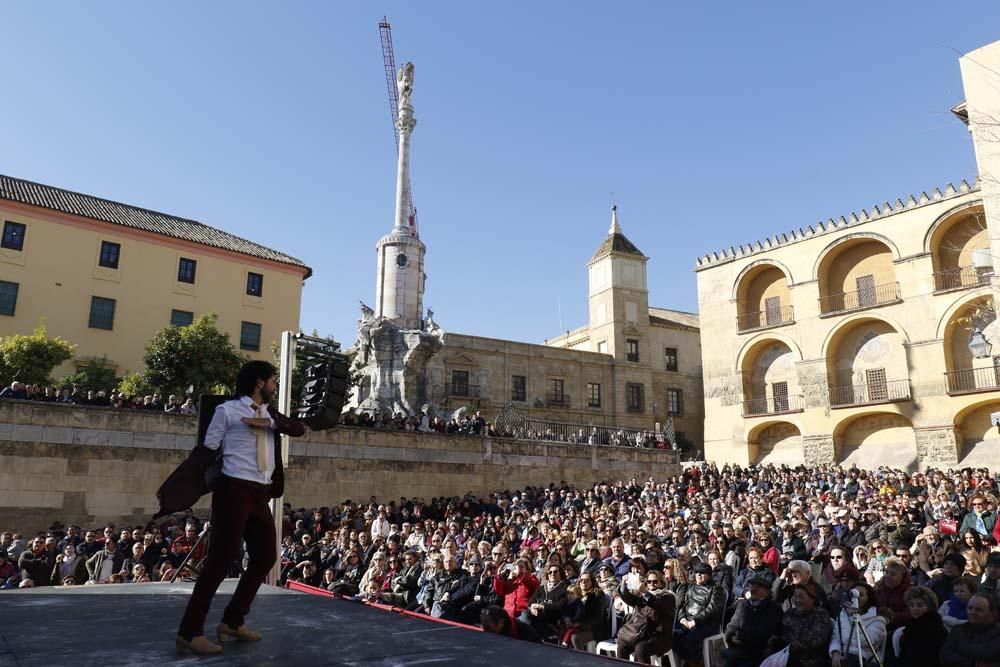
[176,360,306,655]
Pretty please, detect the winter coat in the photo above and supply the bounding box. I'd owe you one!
[494,572,539,619]
[527,579,569,624]
[711,563,734,599]
[959,510,996,540]
[830,607,887,663]
[873,569,912,630]
[429,569,469,618]
[724,597,783,654]
[679,582,725,628]
[85,549,125,582]
[50,555,87,585]
[917,540,956,574]
[616,585,676,649]
[782,606,833,667]
[897,610,947,667]
[938,620,1000,667]
[390,563,423,606]
[734,564,775,599]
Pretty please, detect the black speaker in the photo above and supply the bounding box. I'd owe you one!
[296,355,349,431]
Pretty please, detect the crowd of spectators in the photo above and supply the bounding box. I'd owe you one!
[0,380,197,414]
[341,406,667,449]
[7,463,1000,666]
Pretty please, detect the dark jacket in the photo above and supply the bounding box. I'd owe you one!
[390,563,423,606]
[917,540,955,574]
[616,585,677,649]
[938,620,1000,667]
[679,582,725,628]
[50,555,87,586]
[897,609,947,667]
[527,579,569,624]
[710,563,734,599]
[724,597,783,654]
[153,402,305,519]
[18,551,51,586]
[782,606,833,667]
[429,569,469,617]
[733,564,775,599]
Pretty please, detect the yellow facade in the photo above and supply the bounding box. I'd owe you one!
[695,40,1000,472]
[0,178,310,378]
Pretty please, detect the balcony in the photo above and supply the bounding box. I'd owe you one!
[446,383,480,398]
[742,394,804,417]
[933,266,993,293]
[829,378,910,408]
[819,282,901,316]
[736,305,795,333]
[546,392,570,406]
[944,367,1000,395]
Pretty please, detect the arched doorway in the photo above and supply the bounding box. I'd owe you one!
[956,401,1000,470]
[817,237,899,315]
[740,339,802,416]
[750,422,803,466]
[734,263,793,332]
[928,203,991,291]
[825,317,910,407]
[835,412,918,472]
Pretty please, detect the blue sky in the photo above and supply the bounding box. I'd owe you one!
[3,3,998,347]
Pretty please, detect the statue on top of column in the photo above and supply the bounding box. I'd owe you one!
[397,62,414,112]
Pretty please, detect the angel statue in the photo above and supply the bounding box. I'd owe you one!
[397,62,414,111]
[359,301,375,322]
[355,302,376,365]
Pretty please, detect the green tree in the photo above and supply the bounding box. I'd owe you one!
[0,320,76,385]
[134,313,245,399]
[59,356,119,390]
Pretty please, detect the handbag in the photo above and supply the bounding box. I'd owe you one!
[938,518,958,535]
[760,646,789,667]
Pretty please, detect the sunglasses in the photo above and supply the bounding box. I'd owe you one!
[645,578,663,586]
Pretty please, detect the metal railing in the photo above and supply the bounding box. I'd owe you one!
[819,282,900,316]
[742,394,804,417]
[736,305,795,332]
[545,392,570,406]
[829,378,910,407]
[933,266,993,292]
[445,383,480,398]
[944,367,1000,395]
[499,416,666,448]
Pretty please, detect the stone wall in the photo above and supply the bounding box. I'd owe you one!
[0,402,680,531]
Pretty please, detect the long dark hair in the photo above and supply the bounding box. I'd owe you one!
[235,360,276,398]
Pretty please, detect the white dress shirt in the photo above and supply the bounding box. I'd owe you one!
[203,396,276,485]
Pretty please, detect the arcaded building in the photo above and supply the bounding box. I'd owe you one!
[695,39,1000,471]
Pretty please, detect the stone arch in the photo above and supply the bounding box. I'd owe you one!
[922,199,986,254]
[736,331,804,371]
[823,315,910,406]
[954,399,1000,471]
[811,232,902,281]
[731,259,795,300]
[833,411,918,472]
[820,312,910,360]
[935,287,995,340]
[747,421,803,466]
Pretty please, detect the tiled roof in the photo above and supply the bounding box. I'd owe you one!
[0,174,311,277]
[590,232,646,262]
[649,307,699,331]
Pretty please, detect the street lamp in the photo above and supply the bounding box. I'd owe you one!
[969,328,992,359]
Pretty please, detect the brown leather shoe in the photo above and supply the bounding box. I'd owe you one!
[175,634,222,655]
[217,622,262,642]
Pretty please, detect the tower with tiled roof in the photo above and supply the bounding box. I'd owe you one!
[587,205,650,362]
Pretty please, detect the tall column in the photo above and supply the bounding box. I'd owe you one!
[393,64,416,233]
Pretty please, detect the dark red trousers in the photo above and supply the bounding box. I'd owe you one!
[178,475,276,639]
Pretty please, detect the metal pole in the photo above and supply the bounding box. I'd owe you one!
[266,330,296,586]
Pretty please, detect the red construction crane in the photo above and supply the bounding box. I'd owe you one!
[379,17,418,237]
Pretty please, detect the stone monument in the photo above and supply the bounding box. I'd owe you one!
[353,62,444,416]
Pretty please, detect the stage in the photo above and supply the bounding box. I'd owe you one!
[0,580,619,666]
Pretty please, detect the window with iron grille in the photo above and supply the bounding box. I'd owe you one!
[177,257,197,284]
[626,383,644,412]
[246,272,264,297]
[451,370,469,396]
[667,388,683,416]
[98,241,121,269]
[665,347,678,372]
[88,296,116,330]
[1,221,25,251]
[0,281,18,316]
[240,321,261,351]
[765,296,782,326]
[866,368,887,402]
[587,382,602,408]
[511,375,526,402]
[170,309,194,327]
[626,338,639,362]
[772,381,789,412]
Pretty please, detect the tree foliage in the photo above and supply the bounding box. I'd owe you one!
[59,356,119,390]
[133,313,245,399]
[0,320,76,385]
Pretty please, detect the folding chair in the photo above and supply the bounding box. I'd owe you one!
[595,593,619,656]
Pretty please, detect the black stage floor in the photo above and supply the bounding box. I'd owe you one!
[0,580,619,666]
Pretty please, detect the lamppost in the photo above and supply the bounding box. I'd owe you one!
[969,328,992,359]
